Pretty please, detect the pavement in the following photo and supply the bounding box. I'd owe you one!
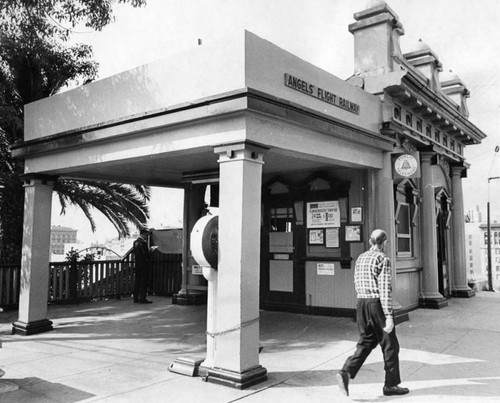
[1,291,500,403]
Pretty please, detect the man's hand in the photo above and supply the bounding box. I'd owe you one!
[383,316,394,333]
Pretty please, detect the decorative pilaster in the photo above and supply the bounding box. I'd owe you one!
[206,142,267,389]
[419,151,448,309]
[450,165,475,298]
[12,176,55,335]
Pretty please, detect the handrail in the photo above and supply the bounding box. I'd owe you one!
[0,252,181,309]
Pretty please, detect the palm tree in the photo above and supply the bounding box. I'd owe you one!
[0,0,149,264]
[54,180,151,237]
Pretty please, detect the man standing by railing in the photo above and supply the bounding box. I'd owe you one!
[133,228,153,304]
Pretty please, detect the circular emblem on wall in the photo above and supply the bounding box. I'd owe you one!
[394,154,418,177]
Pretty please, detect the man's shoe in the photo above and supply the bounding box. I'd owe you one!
[139,299,153,304]
[336,370,349,396]
[383,385,409,396]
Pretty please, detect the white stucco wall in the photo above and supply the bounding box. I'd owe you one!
[24,31,382,143]
[24,33,247,141]
[244,31,381,134]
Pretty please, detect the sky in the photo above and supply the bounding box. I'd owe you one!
[51,0,500,244]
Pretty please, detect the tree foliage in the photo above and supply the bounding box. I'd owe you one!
[0,0,148,263]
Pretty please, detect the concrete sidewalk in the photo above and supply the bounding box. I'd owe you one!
[1,291,500,402]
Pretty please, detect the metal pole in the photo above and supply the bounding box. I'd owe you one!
[487,201,493,291]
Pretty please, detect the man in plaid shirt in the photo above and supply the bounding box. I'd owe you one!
[336,229,409,397]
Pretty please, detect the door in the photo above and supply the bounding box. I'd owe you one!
[436,193,450,298]
[263,205,301,305]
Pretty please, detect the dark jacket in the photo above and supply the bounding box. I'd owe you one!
[133,237,150,271]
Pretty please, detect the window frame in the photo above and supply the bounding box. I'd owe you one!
[394,179,419,258]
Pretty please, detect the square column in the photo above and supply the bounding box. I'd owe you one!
[173,184,208,305]
[12,176,54,335]
[207,142,267,389]
[419,151,447,309]
[450,165,475,298]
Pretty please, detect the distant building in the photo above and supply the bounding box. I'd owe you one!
[465,207,485,284]
[465,205,500,290]
[50,225,78,255]
[479,221,500,290]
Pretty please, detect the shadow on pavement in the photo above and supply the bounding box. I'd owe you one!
[1,377,94,402]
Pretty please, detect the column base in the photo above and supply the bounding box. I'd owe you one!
[392,298,409,324]
[394,307,410,325]
[172,292,207,305]
[206,365,267,389]
[168,357,205,377]
[418,295,448,309]
[451,287,476,298]
[12,319,53,336]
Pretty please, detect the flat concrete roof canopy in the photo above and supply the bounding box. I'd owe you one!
[16,31,393,187]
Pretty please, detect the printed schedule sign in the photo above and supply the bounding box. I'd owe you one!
[307,201,340,228]
[317,263,335,276]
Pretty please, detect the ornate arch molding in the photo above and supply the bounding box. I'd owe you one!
[394,178,420,227]
[435,186,452,229]
[431,154,452,191]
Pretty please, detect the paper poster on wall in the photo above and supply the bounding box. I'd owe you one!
[307,201,340,228]
[325,227,340,248]
[317,263,335,276]
[192,265,203,275]
[308,229,324,245]
[345,225,363,242]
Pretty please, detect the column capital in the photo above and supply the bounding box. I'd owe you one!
[20,173,57,187]
[450,163,468,178]
[214,141,268,164]
[417,146,436,163]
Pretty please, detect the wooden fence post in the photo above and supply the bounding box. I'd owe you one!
[68,259,78,301]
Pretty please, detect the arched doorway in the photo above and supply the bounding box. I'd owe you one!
[436,187,452,298]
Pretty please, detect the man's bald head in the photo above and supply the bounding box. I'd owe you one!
[369,229,388,250]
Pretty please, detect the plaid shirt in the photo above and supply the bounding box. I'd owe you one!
[354,249,393,318]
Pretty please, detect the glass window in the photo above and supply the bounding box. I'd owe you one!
[426,125,432,137]
[394,181,419,258]
[269,207,293,232]
[416,119,422,132]
[394,107,401,120]
[396,203,412,255]
[435,130,440,142]
[450,140,455,152]
[443,135,448,148]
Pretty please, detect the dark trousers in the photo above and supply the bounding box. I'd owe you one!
[342,298,401,387]
[134,269,147,302]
